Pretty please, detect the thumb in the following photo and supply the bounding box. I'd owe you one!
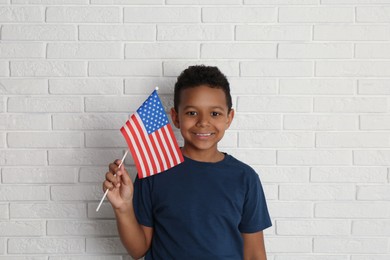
[118,164,132,186]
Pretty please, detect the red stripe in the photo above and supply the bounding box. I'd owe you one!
[120,123,143,176]
[149,133,165,173]
[132,116,158,176]
[155,129,172,169]
[166,124,184,163]
[161,125,177,166]
[127,118,151,177]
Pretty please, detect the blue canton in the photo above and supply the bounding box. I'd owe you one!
[137,90,169,134]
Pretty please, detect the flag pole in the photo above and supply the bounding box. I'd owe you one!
[96,150,128,212]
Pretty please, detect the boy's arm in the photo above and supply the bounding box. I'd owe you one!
[115,205,153,259]
[242,231,267,260]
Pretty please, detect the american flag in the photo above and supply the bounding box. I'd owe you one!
[120,90,184,178]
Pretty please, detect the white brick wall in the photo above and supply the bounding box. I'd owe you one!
[0,1,389,259]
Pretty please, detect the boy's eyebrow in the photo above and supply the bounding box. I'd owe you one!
[182,105,226,110]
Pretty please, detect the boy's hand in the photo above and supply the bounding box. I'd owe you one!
[103,160,133,211]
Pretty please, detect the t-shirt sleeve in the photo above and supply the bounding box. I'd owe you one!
[133,176,154,228]
[238,171,272,233]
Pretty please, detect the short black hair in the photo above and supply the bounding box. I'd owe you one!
[174,65,232,112]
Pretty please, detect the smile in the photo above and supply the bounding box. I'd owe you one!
[195,133,214,136]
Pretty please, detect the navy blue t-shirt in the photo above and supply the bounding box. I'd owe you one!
[133,154,272,260]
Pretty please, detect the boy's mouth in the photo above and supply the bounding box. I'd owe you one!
[195,133,213,137]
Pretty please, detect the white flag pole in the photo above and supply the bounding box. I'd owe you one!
[96,150,128,212]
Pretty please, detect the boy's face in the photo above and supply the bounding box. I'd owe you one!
[171,85,234,159]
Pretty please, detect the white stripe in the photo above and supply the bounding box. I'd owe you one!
[163,125,181,164]
[129,118,154,177]
[151,132,168,171]
[157,129,174,167]
[134,113,161,174]
[124,123,146,177]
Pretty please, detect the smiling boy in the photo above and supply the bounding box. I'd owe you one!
[103,65,272,259]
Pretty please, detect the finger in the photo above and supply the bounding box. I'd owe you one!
[105,171,119,187]
[103,180,115,192]
[118,164,132,186]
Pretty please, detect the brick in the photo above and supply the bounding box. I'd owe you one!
[92,0,161,3]
[85,96,147,112]
[8,238,85,254]
[168,0,239,3]
[314,25,390,41]
[0,257,47,260]
[356,43,390,59]
[1,25,76,41]
[351,256,390,260]
[46,6,121,22]
[47,43,122,59]
[202,7,276,23]
[241,61,313,77]
[86,131,125,148]
[322,0,390,3]
[353,220,390,236]
[357,185,390,200]
[125,43,199,59]
[278,150,351,166]
[0,133,4,148]
[316,61,390,77]
[314,238,388,253]
[311,167,387,183]
[0,221,44,236]
[279,43,353,59]
[266,237,312,253]
[0,239,4,254]
[87,203,116,219]
[280,79,354,95]
[79,166,108,183]
[0,185,48,201]
[0,6,43,22]
[315,202,390,218]
[267,202,312,218]
[316,132,390,148]
[360,115,390,130]
[230,114,281,130]
[158,24,232,41]
[201,43,276,59]
[124,7,199,23]
[79,25,155,41]
[49,78,122,95]
[359,79,390,94]
[13,0,88,3]
[125,77,175,94]
[219,131,238,148]
[0,61,9,76]
[314,97,387,113]
[2,167,78,183]
[0,114,50,130]
[89,61,161,77]
[224,148,276,165]
[237,96,311,113]
[10,203,87,219]
[275,256,347,260]
[263,184,278,200]
[50,256,121,260]
[0,79,47,94]
[255,166,309,183]
[0,204,9,219]
[284,115,358,131]
[280,184,355,200]
[240,131,313,148]
[277,220,350,235]
[229,78,278,95]
[8,132,83,148]
[354,150,390,166]
[279,7,353,22]
[357,6,390,22]
[86,237,126,254]
[0,42,44,58]
[11,61,86,77]
[236,25,311,41]
[8,96,82,112]
[0,150,46,166]
[245,0,318,3]
[52,114,127,130]
[0,97,4,112]
[47,220,117,236]
[48,149,123,166]
[163,61,239,77]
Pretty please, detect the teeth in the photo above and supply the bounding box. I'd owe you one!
[197,133,212,136]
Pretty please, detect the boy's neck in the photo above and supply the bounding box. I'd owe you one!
[181,147,225,163]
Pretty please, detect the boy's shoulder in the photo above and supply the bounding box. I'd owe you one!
[223,153,259,177]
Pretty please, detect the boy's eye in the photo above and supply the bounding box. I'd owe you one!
[186,111,197,116]
[211,112,221,117]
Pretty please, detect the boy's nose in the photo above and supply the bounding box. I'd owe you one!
[196,114,209,127]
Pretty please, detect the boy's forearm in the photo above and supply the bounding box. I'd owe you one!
[114,204,151,259]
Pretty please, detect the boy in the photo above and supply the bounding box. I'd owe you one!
[103,65,272,259]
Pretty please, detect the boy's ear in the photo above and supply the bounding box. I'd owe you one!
[226,108,235,129]
[170,107,180,129]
